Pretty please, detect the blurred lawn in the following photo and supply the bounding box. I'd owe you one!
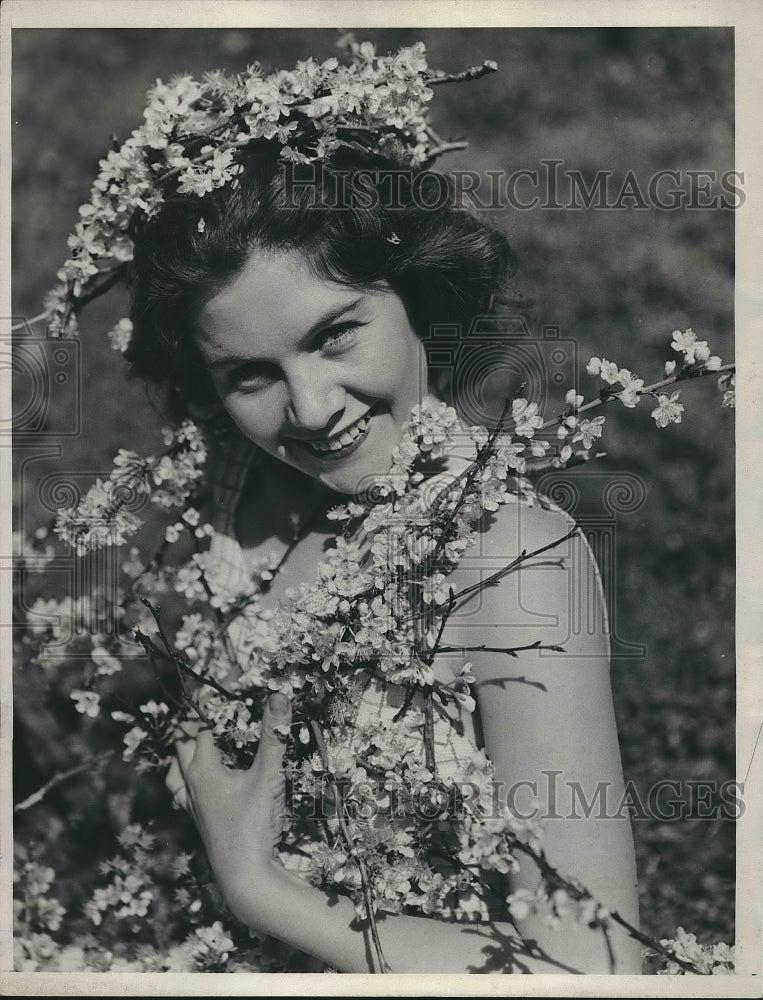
[12,28,735,953]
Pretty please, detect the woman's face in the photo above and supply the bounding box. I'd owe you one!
[196,248,428,494]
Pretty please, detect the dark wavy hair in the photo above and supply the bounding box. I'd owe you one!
[126,144,519,418]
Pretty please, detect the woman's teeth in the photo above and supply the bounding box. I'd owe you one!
[306,413,371,453]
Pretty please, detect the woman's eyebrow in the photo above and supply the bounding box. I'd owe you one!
[301,295,366,340]
[206,296,366,371]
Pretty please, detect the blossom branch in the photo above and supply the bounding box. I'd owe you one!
[135,628,233,703]
[406,530,573,624]
[426,61,498,86]
[418,586,459,772]
[430,395,514,563]
[422,695,436,774]
[601,923,617,976]
[136,599,238,703]
[539,361,737,433]
[308,720,391,974]
[11,311,50,332]
[422,139,468,162]
[509,838,701,974]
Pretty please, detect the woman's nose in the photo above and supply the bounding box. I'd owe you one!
[284,364,346,432]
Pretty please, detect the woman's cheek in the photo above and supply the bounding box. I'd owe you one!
[366,336,422,395]
[226,397,272,446]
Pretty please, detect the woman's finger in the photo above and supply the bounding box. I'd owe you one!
[187,726,228,775]
[165,757,190,812]
[255,693,292,771]
[173,717,202,773]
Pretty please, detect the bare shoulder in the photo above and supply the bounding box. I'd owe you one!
[444,490,609,666]
[478,489,579,558]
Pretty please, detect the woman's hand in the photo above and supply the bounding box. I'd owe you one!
[165,693,292,925]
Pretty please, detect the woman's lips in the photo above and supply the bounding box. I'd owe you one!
[290,406,377,461]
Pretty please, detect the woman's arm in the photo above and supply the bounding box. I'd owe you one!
[441,498,642,973]
[174,495,642,974]
[173,696,635,974]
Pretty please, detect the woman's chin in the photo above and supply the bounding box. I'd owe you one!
[311,452,392,496]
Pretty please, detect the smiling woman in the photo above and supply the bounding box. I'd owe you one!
[11,26,737,980]
[114,72,644,973]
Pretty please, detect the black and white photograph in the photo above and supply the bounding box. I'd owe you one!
[3,1,760,992]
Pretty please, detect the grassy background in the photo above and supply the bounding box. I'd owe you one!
[12,27,735,955]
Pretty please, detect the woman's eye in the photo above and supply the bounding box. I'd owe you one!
[227,364,275,393]
[317,322,362,352]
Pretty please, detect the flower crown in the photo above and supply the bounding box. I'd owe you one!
[43,35,496,342]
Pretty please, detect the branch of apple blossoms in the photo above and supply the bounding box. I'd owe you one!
[523,449,607,476]
[53,420,208,554]
[560,330,734,429]
[428,332,734,499]
[508,837,702,975]
[308,719,391,974]
[556,360,736,428]
[429,393,515,562]
[135,598,238,705]
[426,60,499,86]
[35,41,501,337]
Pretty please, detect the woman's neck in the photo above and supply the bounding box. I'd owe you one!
[236,453,339,550]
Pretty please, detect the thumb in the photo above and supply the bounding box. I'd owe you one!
[257,692,292,759]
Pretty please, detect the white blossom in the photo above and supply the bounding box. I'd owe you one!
[651,391,684,427]
[106,317,133,352]
[70,689,101,718]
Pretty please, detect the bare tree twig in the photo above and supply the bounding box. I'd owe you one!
[14,752,113,813]
[431,641,566,657]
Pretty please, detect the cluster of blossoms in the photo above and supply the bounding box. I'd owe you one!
[43,37,495,340]
[13,826,285,973]
[657,928,735,975]
[189,922,235,971]
[53,419,208,554]
[110,700,174,764]
[17,333,735,972]
[82,825,158,928]
[13,860,66,937]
